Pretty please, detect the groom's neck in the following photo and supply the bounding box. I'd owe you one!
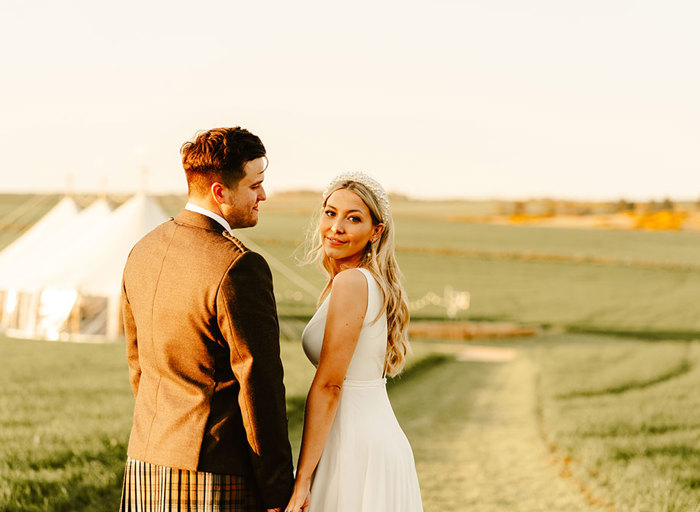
[187,195,219,215]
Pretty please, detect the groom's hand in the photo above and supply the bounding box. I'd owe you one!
[267,509,282,512]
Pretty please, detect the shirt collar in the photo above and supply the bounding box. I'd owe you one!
[184,202,233,234]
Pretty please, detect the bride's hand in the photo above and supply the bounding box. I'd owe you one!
[284,479,311,512]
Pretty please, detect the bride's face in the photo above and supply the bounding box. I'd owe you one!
[320,188,383,269]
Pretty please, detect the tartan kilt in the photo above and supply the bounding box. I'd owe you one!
[119,457,263,512]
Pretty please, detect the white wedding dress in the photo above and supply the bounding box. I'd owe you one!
[301,267,423,512]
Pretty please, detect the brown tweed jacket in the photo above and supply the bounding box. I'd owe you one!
[121,209,294,509]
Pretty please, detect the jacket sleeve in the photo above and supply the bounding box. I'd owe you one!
[216,250,294,509]
[122,277,141,398]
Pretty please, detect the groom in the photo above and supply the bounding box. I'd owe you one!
[119,127,294,512]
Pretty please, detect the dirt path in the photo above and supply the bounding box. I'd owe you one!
[403,348,598,511]
[455,355,596,510]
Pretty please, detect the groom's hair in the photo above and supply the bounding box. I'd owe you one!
[181,127,267,196]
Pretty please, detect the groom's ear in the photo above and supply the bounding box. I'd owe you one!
[210,182,226,205]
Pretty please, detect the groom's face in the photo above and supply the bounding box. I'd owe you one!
[219,157,267,229]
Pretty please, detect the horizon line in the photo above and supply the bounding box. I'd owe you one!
[0,188,697,204]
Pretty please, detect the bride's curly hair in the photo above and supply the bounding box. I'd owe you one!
[301,178,410,377]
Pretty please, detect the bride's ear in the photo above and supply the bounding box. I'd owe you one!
[371,223,385,243]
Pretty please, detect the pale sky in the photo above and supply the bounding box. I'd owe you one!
[1,0,698,200]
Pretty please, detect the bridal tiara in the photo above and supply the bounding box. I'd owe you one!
[322,171,392,221]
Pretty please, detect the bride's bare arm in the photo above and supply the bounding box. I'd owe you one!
[285,269,368,512]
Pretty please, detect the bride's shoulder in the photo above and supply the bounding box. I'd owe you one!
[330,268,369,296]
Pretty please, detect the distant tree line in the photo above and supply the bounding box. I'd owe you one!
[503,196,699,216]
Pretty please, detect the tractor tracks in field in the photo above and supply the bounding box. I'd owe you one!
[556,358,693,399]
[533,369,615,511]
[532,353,694,511]
[530,341,700,511]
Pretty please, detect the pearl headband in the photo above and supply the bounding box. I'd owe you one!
[322,171,391,222]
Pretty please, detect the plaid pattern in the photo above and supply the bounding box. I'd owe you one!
[119,458,263,512]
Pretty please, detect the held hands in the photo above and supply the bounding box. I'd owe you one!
[284,478,311,512]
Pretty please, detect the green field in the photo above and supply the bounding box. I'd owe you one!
[3,195,700,333]
[2,193,700,511]
[243,209,700,336]
[536,336,700,512]
[0,335,438,511]
[247,210,700,268]
[3,334,700,511]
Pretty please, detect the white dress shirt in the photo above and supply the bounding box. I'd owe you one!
[185,202,233,234]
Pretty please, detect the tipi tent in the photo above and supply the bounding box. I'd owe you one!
[11,198,113,292]
[0,196,80,333]
[0,196,79,290]
[0,194,169,340]
[17,198,114,339]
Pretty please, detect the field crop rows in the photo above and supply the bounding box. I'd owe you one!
[246,209,700,266]
[532,335,700,511]
[4,194,700,333]
[5,193,700,267]
[239,211,700,336]
[0,195,59,250]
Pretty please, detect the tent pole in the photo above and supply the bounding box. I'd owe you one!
[0,290,6,327]
[26,291,41,338]
[70,296,82,335]
[106,295,120,339]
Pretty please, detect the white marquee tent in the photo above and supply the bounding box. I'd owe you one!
[0,196,80,290]
[5,198,113,292]
[0,193,169,340]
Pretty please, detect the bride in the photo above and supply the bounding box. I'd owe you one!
[285,172,423,512]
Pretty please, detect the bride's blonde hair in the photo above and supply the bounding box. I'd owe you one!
[302,173,410,377]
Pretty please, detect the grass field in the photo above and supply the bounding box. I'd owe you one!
[2,193,700,511]
[240,210,700,335]
[5,194,700,268]
[533,335,700,512]
[3,334,700,511]
[0,337,131,511]
[0,334,441,511]
[246,210,700,268]
[3,194,700,334]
